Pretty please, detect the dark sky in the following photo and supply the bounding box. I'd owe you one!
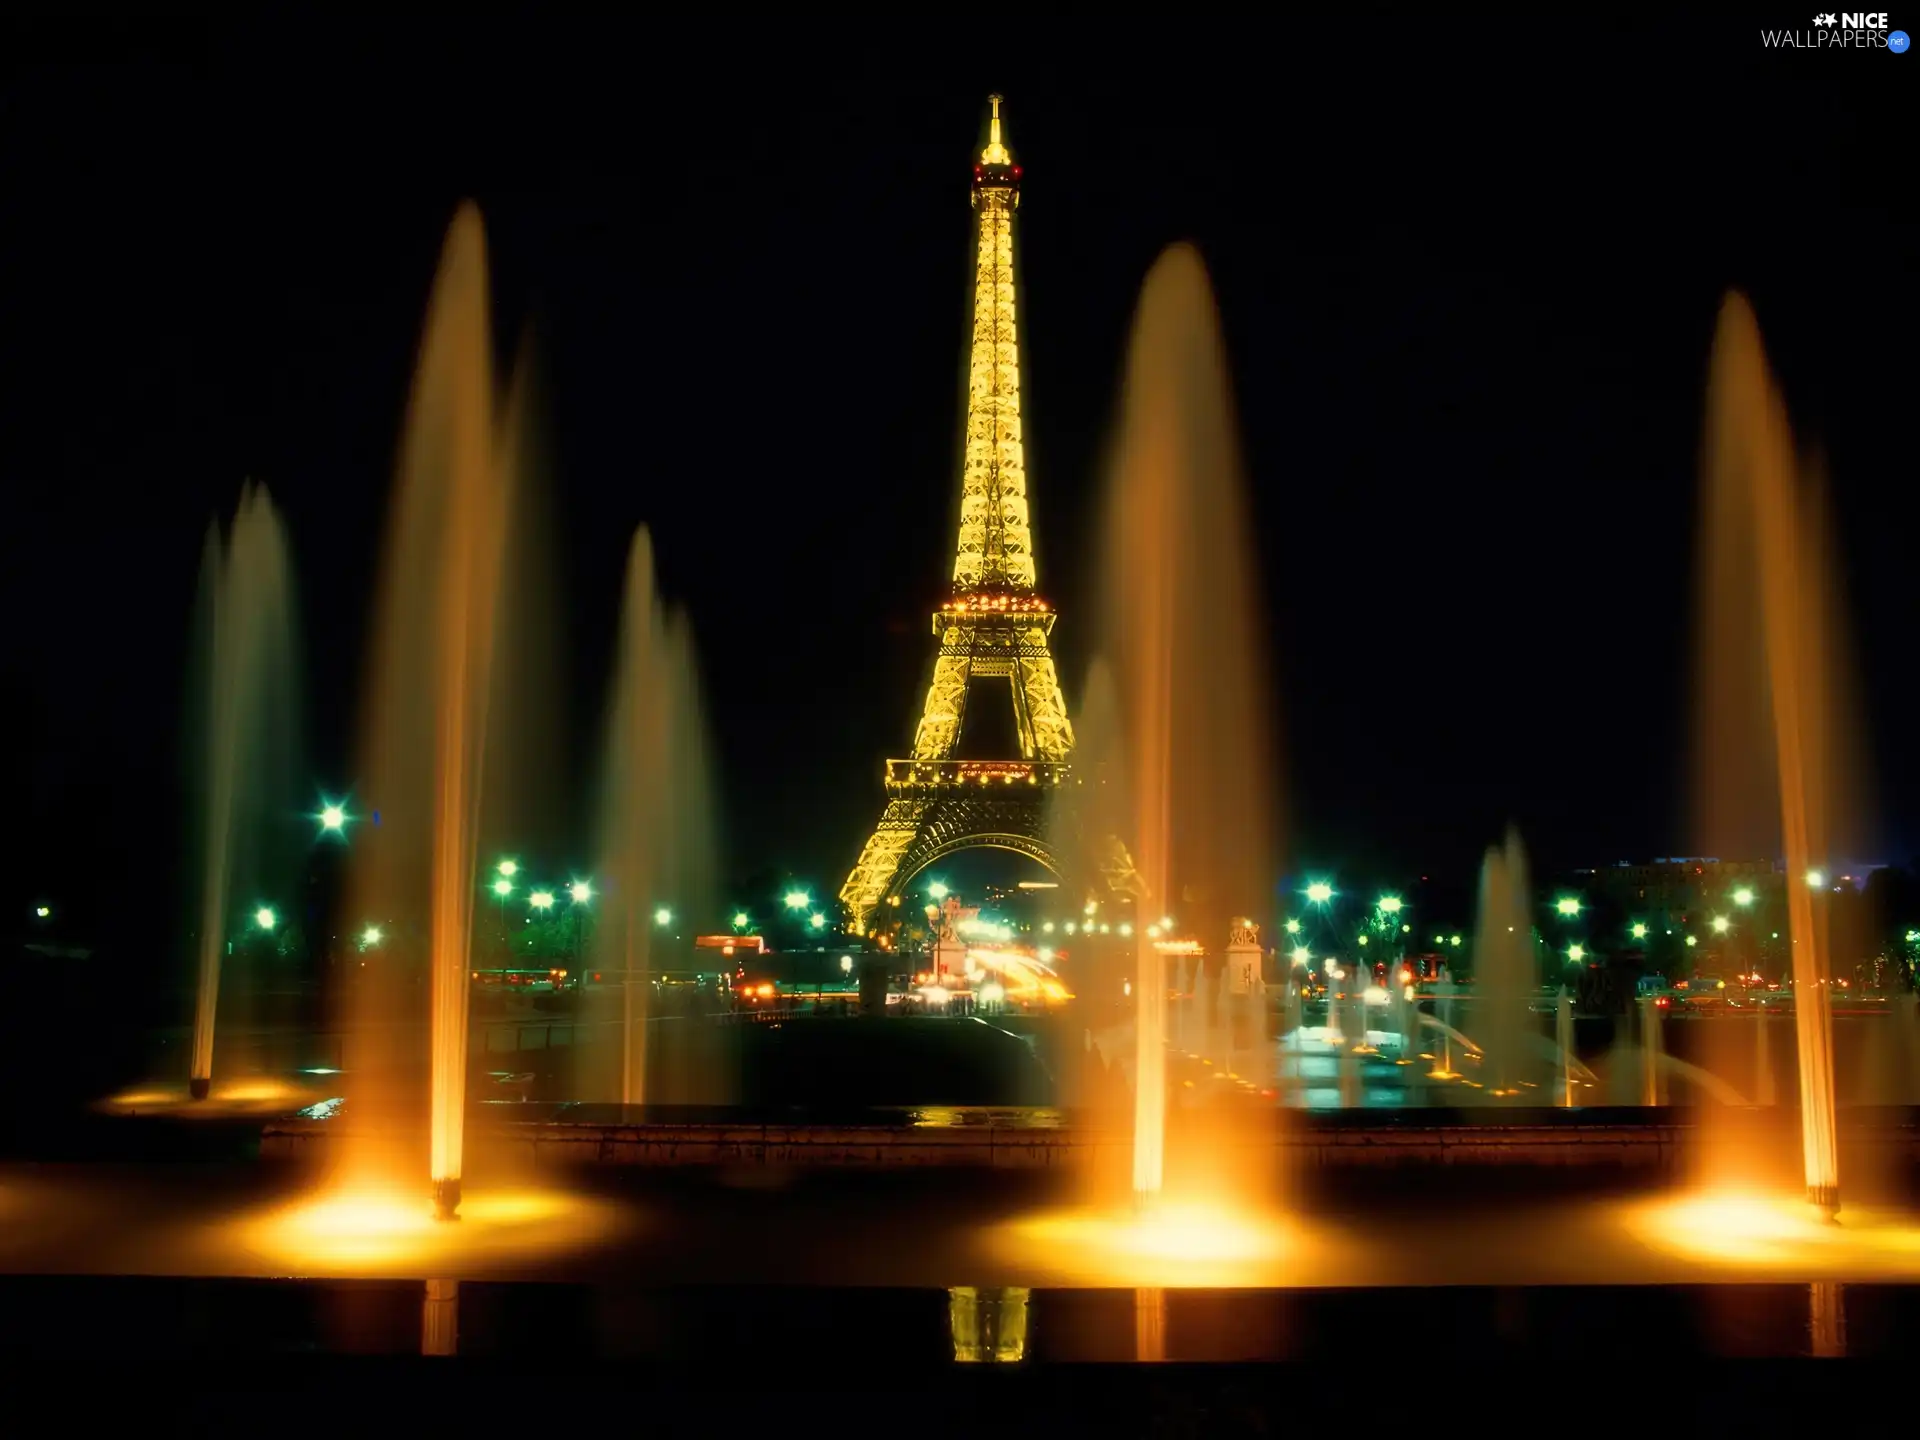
[4,12,1915,941]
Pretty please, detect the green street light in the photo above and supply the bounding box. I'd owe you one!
[570,880,593,904]
[1711,915,1730,934]
[1630,922,1648,940]
[1805,869,1826,889]
[654,907,673,926]
[492,878,513,898]
[1568,944,1586,963]
[318,802,348,833]
[809,912,826,930]
[35,905,51,919]
[497,859,519,879]
[732,911,750,930]
[1555,897,1582,918]
[1450,935,1462,947]
[1284,919,1301,935]
[1377,895,1403,915]
[1733,887,1755,907]
[1305,881,1335,905]
[927,881,949,900]
[254,906,277,931]
[361,925,383,947]
[1686,935,1699,948]
[784,890,810,911]
[530,890,555,912]
[1289,946,1311,966]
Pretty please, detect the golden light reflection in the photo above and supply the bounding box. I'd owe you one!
[1623,1191,1920,1276]
[238,1182,622,1274]
[990,1200,1295,1287]
[99,1078,318,1115]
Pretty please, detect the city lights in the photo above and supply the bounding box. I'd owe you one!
[840,955,853,974]
[809,913,827,930]
[654,907,672,926]
[1305,882,1334,905]
[530,890,555,912]
[1631,922,1648,939]
[1711,915,1731,934]
[1290,946,1310,966]
[570,880,592,903]
[1377,895,1403,914]
[928,881,949,900]
[254,906,277,931]
[732,911,750,929]
[497,859,519,879]
[1555,897,1582,917]
[34,905,50,919]
[1686,935,1699,948]
[784,890,810,911]
[1733,887,1755,907]
[318,802,347,832]
[1805,869,1826,888]
[492,878,512,898]
[1284,919,1301,935]
[361,925,382,947]
[1568,944,1586,963]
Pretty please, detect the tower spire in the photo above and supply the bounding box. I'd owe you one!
[955,94,1030,593]
[982,93,1011,166]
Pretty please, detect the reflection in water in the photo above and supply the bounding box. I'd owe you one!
[1135,1287,1166,1362]
[949,1287,1029,1363]
[422,1278,459,1356]
[1622,1191,1920,1276]
[1807,1281,1844,1358]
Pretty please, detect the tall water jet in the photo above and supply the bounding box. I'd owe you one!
[348,204,515,1220]
[186,485,299,1098]
[1470,830,1535,1096]
[593,531,720,1105]
[1556,988,1575,1107]
[1696,293,1864,1217]
[1100,244,1279,1203]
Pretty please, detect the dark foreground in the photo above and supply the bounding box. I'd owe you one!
[3,1274,1901,1428]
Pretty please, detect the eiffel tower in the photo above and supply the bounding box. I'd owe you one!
[840,97,1079,930]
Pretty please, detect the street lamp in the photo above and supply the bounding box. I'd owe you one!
[784,890,810,911]
[1711,915,1730,934]
[530,890,555,912]
[654,907,673,927]
[34,905,51,919]
[1630,922,1648,940]
[1805,869,1826,889]
[361,925,383,947]
[927,881,949,900]
[1568,944,1586,963]
[840,955,853,975]
[809,913,826,931]
[570,880,593,904]
[1555,897,1582,918]
[1377,895,1403,915]
[497,859,519,879]
[1284,919,1301,935]
[318,801,348,833]
[492,878,513,898]
[254,906,277,931]
[1305,881,1334,905]
[1733,887,1755,907]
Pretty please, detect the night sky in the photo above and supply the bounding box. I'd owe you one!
[4,13,1914,947]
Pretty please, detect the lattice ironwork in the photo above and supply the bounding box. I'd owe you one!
[841,98,1108,929]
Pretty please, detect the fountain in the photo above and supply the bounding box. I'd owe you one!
[1099,244,1278,1206]
[1470,829,1536,1097]
[343,203,517,1220]
[1695,293,1858,1217]
[592,528,720,1105]
[1556,987,1575,1107]
[187,484,299,1099]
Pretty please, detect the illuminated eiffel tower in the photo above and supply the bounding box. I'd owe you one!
[840,97,1079,930]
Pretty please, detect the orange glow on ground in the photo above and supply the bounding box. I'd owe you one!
[237,1181,624,1275]
[97,1078,321,1115]
[1621,1191,1920,1276]
[989,1200,1297,1287]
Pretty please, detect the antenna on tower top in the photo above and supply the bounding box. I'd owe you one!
[980,94,1012,167]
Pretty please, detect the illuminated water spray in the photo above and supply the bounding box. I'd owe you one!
[188,485,297,1098]
[1697,293,1857,1217]
[352,204,515,1219]
[1103,245,1277,1203]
